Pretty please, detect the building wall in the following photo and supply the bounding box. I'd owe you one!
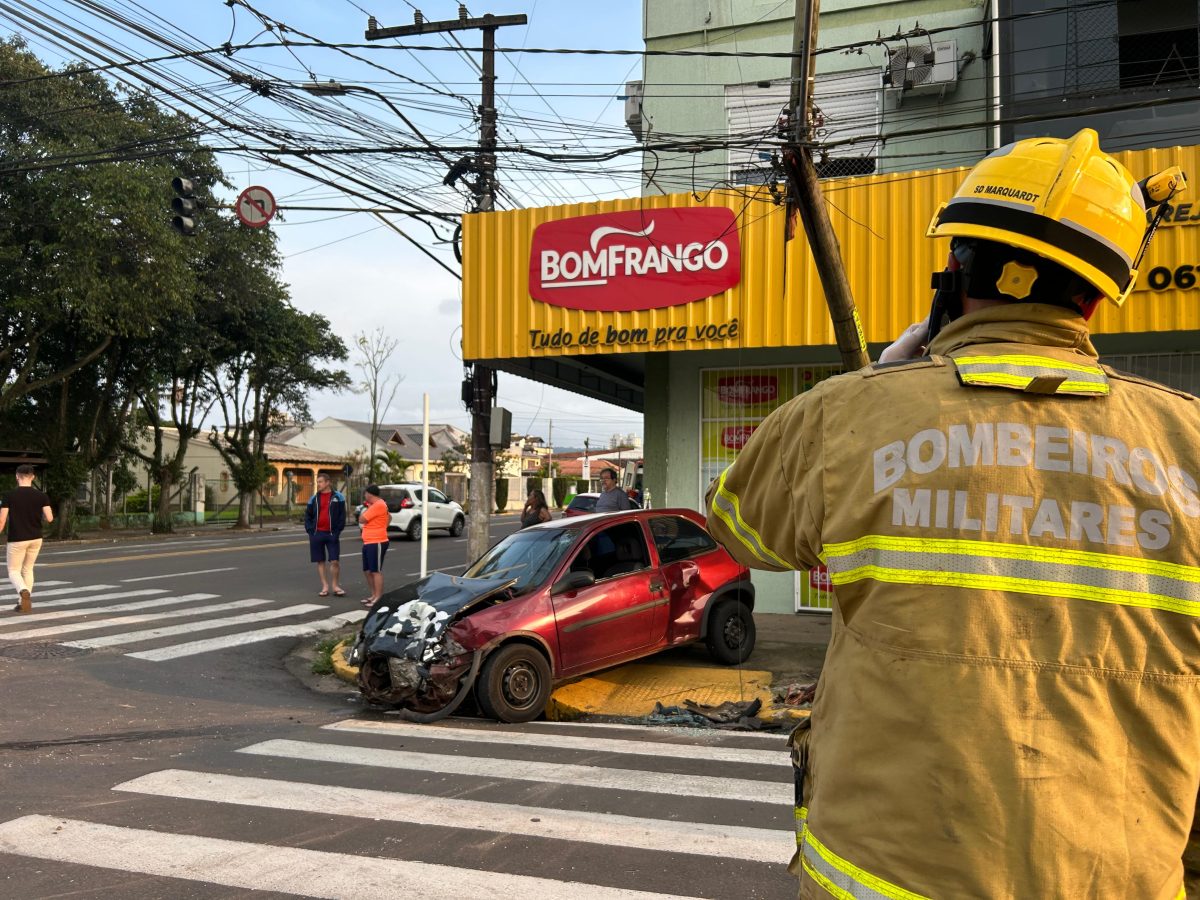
[281,418,367,458]
[640,0,990,194]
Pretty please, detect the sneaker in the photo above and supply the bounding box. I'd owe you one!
[17,589,31,614]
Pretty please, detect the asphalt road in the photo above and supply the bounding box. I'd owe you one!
[0,518,795,899]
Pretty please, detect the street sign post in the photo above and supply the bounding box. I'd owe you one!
[235,185,276,228]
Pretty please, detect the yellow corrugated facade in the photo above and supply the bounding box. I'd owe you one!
[462,144,1200,362]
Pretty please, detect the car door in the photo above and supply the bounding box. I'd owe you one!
[648,515,721,643]
[550,520,666,673]
[426,488,454,527]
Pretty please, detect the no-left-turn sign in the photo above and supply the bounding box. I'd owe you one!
[236,185,276,228]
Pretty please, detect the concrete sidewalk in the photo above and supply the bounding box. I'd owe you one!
[332,611,831,722]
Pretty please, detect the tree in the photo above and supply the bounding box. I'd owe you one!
[208,293,350,529]
[354,328,404,479]
[126,215,272,533]
[0,40,195,412]
[375,448,410,482]
[0,40,222,535]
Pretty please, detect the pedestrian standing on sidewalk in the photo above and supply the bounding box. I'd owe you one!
[357,483,389,607]
[520,488,552,528]
[1,465,53,614]
[593,467,632,513]
[304,473,346,598]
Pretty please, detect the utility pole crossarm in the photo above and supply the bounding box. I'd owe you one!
[366,14,528,40]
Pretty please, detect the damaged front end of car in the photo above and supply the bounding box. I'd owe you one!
[349,572,516,721]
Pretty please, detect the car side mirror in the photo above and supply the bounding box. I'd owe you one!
[552,570,595,594]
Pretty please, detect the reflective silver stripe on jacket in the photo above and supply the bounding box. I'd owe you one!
[953,353,1109,395]
[823,535,1200,617]
[800,824,930,900]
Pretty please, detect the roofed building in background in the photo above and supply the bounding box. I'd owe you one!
[276,416,469,480]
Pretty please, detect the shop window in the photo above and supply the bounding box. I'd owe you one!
[1118,1,1199,89]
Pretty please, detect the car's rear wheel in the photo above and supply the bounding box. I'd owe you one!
[476,643,552,723]
[706,598,756,665]
[406,517,421,541]
[449,514,464,537]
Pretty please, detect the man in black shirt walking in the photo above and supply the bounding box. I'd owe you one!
[0,465,53,613]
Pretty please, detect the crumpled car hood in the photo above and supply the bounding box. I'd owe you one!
[351,572,516,709]
[358,572,515,661]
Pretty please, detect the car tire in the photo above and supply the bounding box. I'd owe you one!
[476,643,552,723]
[406,517,421,541]
[449,515,464,537]
[705,598,756,665]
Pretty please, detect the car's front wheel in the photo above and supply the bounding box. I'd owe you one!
[705,598,756,665]
[449,514,464,537]
[476,643,552,723]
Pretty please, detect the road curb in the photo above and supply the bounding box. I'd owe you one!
[545,663,776,721]
[329,643,807,723]
[331,638,358,684]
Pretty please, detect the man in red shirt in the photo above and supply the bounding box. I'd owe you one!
[357,484,390,607]
[303,473,346,598]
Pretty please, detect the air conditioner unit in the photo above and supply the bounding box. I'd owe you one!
[884,39,958,94]
[623,80,645,142]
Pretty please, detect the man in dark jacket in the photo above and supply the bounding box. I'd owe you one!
[304,473,346,597]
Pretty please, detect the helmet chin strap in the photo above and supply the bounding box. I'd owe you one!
[925,245,966,345]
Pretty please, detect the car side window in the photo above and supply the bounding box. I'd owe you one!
[568,521,651,581]
[650,516,717,564]
[428,489,449,504]
[411,488,423,502]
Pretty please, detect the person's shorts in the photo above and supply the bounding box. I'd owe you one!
[362,541,389,573]
[309,531,340,563]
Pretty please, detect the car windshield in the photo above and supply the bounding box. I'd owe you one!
[465,528,581,594]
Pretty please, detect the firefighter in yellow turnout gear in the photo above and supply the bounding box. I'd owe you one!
[707,130,1199,899]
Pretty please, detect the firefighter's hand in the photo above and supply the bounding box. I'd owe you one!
[878,322,927,363]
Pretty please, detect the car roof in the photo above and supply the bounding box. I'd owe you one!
[528,507,703,529]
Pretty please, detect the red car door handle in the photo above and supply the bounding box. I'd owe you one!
[649,580,664,593]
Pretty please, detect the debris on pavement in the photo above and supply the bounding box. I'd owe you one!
[776,681,817,709]
[643,697,780,731]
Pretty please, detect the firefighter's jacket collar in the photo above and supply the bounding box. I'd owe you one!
[930,302,1098,358]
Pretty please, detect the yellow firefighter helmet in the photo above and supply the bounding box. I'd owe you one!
[927,129,1185,306]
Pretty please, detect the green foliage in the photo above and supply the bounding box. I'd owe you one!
[552,477,573,508]
[495,477,509,512]
[311,634,344,676]
[112,461,138,498]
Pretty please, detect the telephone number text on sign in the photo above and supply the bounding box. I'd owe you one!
[1145,265,1200,291]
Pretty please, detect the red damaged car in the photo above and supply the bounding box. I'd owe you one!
[350,508,755,723]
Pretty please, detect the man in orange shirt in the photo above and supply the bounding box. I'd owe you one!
[357,484,390,607]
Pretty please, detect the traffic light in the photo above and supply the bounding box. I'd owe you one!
[171,176,197,235]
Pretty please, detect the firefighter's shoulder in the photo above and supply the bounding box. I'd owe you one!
[861,355,950,379]
[1102,365,1197,402]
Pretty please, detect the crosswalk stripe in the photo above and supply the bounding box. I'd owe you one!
[239,739,791,805]
[526,719,789,743]
[9,584,117,600]
[1,599,270,643]
[2,593,223,625]
[121,567,237,583]
[0,815,699,900]
[115,769,794,864]
[61,603,327,649]
[26,589,167,609]
[126,610,367,661]
[325,719,786,767]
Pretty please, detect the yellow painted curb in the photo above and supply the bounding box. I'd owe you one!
[330,637,359,685]
[545,663,774,721]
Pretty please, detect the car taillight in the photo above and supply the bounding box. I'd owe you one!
[400,497,413,509]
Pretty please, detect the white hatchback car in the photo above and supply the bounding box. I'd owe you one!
[362,483,466,541]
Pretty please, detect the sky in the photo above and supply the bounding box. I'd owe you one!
[5,0,650,450]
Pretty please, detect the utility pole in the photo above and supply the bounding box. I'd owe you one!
[781,0,869,372]
[365,5,527,562]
